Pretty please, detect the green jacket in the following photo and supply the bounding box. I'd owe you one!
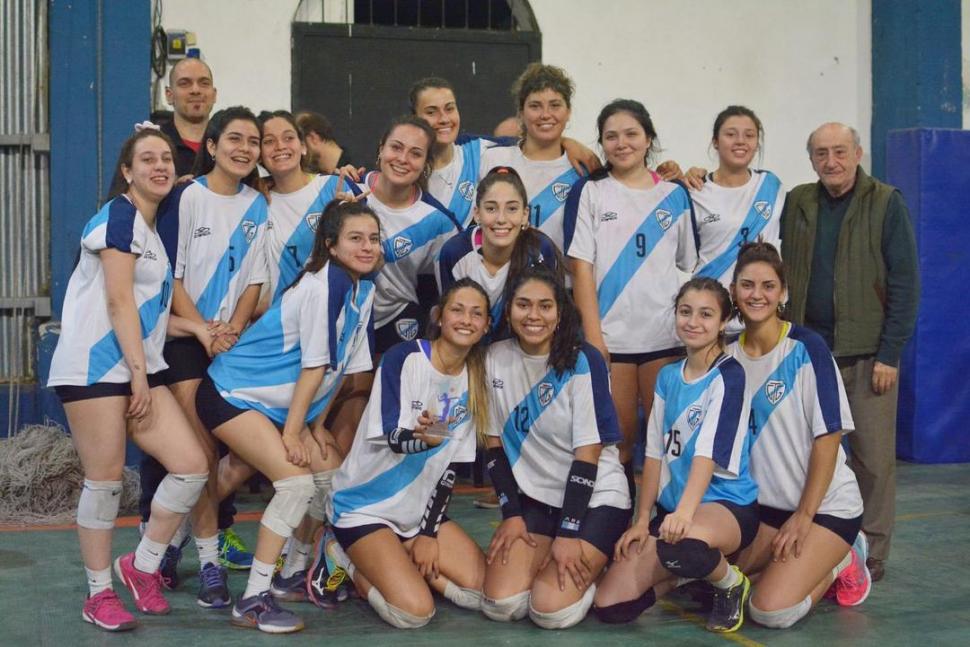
[781,168,898,358]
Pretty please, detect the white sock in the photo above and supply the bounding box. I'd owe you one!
[710,565,741,590]
[281,539,311,578]
[832,551,852,579]
[195,534,220,568]
[86,566,113,596]
[134,536,168,573]
[169,516,191,549]
[243,558,275,599]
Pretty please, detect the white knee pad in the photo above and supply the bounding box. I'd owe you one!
[367,586,434,629]
[76,479,122,530]
[529,584,596,630]
[481,590,530,622]
[444,580,483,610]
[261,474,315,537]
[152,472,208,514]
[308,470,335,522]
[749,595,812,629]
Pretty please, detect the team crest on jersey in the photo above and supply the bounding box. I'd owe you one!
[458,180,475,201]
[193,226,211,238]
[765,379,786,405]
[393,236,413,259]
[600,211,618,222]
[241,220,257,243]
[656,209,672,231]
[552,183,571,202]
[687,405,703,432]
[538,382,554,407]
[754,201,772,220]
[451,404,468,425]
[305,212,322,232]
[396,318,419,341]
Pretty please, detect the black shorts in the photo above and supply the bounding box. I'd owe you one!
[332,516,451,551]
[520,493,632,558]
[610,347,685,365]
[195,375,249,431]
[374,302,429,355]
[54,372,170,403]
[162,336,211,383]
[650,500,760,552]
[758,505,862,547]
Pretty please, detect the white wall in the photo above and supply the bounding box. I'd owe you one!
[159,0,872,186]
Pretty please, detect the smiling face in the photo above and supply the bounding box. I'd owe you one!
[328,214,382,278]
[124,135,176,204]
[474,179,527,253]
[415,86,460,149]
[520,88,570,147]
[260,116,305,179]
[509,278,559,356]
[207,118,261,181]
[714,115,759,172]
[437,286,489,350]
[601,110,651,174]
[165,59,216,125]
[379,124,431,190]
[675,288,726,352]
[732,261,787,326]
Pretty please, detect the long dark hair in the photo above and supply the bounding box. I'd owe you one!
[190,106,262,188]
[258,109,308,175]
[674,277,733,349]
[289,199,381,289]
[593,98,661,178]
[105,129,177,202]
[505,265,582,376]
[376,115,436,192]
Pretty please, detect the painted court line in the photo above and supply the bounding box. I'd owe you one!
[658,599,765,647]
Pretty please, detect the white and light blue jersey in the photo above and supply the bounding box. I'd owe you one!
[435,226,559,335]
[429,139,491,229]
[362,176,462,327]
[49,197,173,386]
[265,174,361,301]
[329,339,476,536]
[163,177,269,322]
[478,144,581,251]
[486,339,630,510]
[564,174,698,354]
[646,355,756,511]
[207,262,374,425]
[729,324,863,519]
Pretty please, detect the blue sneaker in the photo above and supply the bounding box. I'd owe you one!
[159,534,191,591]
[231,591,304,634]
[270,570,307,603]
[197,562,232,609]
[218,528,253,571]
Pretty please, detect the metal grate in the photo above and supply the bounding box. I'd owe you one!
[353,0,537,31]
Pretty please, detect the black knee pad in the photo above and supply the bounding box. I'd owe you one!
[656,538,720,579]
[593,588,656,624]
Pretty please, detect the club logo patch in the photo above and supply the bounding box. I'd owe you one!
[600,211,618,222]
[656,209,672,231]
[451,404,468,425]
[241,220,257,243]
[393,236,413,259]
[395,318,419,341]
[765,379,786,405]
[458,180,475,201]
[755,201,772,220]
[538,382,554,407]
[687,405,703,431]
[553,182,571,202]
[305,211,322,232]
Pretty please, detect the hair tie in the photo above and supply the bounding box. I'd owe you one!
[134,121,161,133]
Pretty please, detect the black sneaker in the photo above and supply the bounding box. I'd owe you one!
[197,562,232,609]
[706,566,750,633]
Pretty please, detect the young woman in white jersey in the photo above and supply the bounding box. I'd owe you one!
[326,279,491,629]
[689,107,784,333]
[480,266,631,629]
[192,200,383,633]
[593,277,758,633]
[437,166,561,338]
[47,127,213,631]
[728,242,870,628]
[565,99,698,496]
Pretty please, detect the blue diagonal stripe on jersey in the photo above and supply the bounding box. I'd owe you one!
[381,210,458,265]
[86,268,173,384]
[330,391,468,523]
[196,195,268,320]
[597,190,687,319]
[81,201,113,238]
[695,172,781,281]
[447,141,482,228]
[502,364,580,466]
[749,343,809,442]
[528,167,580,229]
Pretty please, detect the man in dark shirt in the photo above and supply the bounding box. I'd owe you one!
[781,123,920,583]
[160,57,217,176]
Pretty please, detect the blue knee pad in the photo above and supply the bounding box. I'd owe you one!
[656,538,720,579]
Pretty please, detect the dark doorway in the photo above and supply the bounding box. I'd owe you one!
[291,22,540,168]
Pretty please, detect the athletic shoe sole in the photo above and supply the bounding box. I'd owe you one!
[81,609,138,632]
[231,610,305,634]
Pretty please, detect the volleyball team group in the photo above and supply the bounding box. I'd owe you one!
[48,60,875,636]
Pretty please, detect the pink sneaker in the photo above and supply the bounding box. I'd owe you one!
[82,589,138,631]
[114,552,171,615]
[835,532,872,607]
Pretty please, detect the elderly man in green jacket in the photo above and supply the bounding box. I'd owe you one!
[780,122,919,584]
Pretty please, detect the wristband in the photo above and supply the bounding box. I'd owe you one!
[557,459,597,538]
[387,427,430,454]
[485,446,522,519]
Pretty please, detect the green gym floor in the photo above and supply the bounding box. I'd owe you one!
[2,462,968,646]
